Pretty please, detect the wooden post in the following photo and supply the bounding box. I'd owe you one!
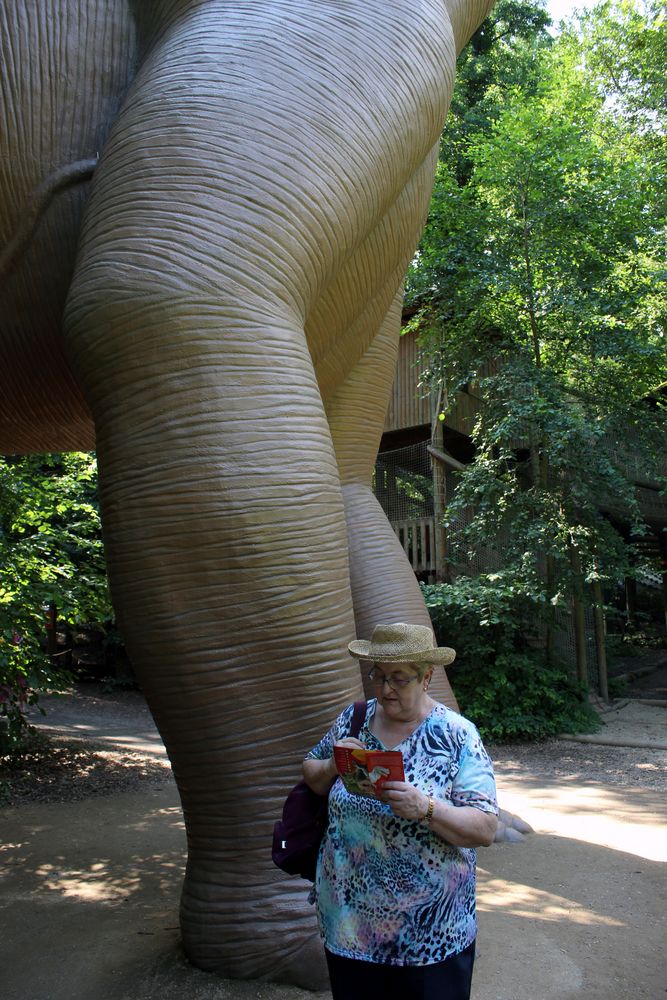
[625,575,637,628]
[430,387,448,583]
[659,536,667,636]
[591,578,609,701]
[45,602,57,657]
[570,549,588,687]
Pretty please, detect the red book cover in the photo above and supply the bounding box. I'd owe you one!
[333,746,405,798]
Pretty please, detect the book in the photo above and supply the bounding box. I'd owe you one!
[333,745,405,798]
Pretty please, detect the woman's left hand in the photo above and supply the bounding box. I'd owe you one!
[379,781,429,821]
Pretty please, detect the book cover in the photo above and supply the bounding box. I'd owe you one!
[333,746,405,798]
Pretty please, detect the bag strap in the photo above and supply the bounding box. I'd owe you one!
[349,699,367,739]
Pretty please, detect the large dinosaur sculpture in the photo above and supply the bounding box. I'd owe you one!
[1,0,495,985]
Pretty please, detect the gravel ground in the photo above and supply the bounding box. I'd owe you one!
[0,731,172,805]
[489,737,667,792]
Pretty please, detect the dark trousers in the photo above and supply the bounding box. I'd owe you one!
[325,939,476,1000]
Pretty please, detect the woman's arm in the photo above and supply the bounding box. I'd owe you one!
[302,756,338,796]
[428,798,498,847]
[380,781,498,847]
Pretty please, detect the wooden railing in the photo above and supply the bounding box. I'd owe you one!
[392,517,436,575]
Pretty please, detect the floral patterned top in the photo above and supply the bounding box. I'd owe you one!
[305,699,498,966]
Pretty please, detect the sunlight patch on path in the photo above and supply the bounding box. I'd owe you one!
[477,872,625,927]
[496,777,667,862]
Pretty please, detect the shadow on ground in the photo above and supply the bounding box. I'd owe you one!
[476,829,666,1000]
[2,680,665,1000]
[0,784,321,1000]
[1,772,666,1000]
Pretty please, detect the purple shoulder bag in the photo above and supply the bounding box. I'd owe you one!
[272,700,367,881]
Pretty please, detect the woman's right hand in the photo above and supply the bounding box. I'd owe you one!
[333,737,366,751]
[303,738,366,794]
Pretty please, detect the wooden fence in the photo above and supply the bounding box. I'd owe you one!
[392,517,436,576]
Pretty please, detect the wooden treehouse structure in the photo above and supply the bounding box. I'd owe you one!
[374,330,667,696]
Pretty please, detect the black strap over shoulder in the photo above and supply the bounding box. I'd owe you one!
[348,699,367,740]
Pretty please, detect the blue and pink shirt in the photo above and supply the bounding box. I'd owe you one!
[305,699,498,966]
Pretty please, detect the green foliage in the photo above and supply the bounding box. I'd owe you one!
[0,454,112,749]
[452,651,600,742]
[607,674,629,699]
[443,0,553,184]
[409,0,666,615]
[607,630,667,658]
[423,572,543,664]
[575,0,667,134]
[422,579,600,741]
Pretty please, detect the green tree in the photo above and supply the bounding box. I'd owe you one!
[441,0,553,184]
[409,3,666,668]
[0,453,111,747]
[575,0,667,133]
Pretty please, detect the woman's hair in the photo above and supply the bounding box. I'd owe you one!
[412,661,434,681]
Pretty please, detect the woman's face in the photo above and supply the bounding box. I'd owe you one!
[370,661,432,721]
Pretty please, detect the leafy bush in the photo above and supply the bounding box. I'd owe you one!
[449,652,599,742]
[422,576,600,741]
[607,675,629,700]
[0,634,51,752]
[422,572,544,666]
[0,454,112,750]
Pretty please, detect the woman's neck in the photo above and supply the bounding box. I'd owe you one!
[373,695,435,743]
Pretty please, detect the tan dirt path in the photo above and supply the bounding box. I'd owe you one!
[0,685,665,1000]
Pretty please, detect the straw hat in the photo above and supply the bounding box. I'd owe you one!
[348,622,455,666]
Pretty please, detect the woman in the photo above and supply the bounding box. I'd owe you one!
[303,622,498,1000]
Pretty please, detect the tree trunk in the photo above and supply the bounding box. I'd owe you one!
[625,575,638,628]
[591,577,609,701]
[570,548,588,688]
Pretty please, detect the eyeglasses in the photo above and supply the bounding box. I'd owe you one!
[367,667,419,691]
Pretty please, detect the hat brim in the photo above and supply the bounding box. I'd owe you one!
[348,640,456,667]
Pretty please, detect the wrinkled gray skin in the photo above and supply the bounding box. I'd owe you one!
[0,0,494,986]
